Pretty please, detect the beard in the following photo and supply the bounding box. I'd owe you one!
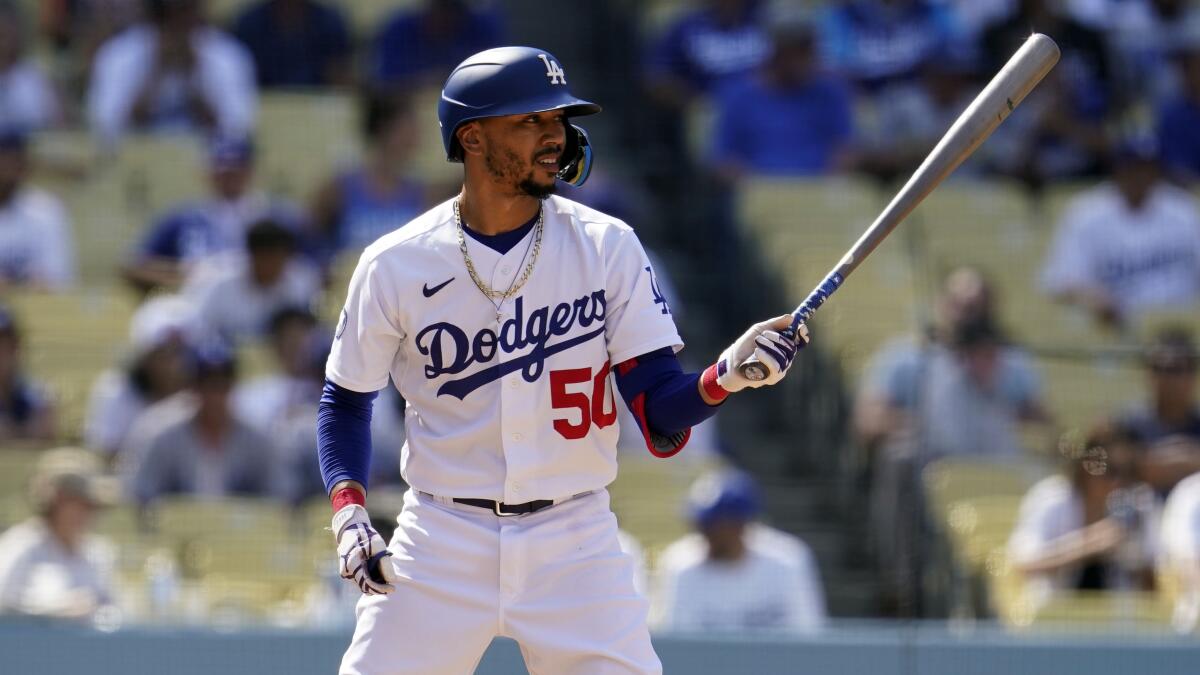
[485,145,558,199]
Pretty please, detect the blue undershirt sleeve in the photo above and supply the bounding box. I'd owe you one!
[317,378,378,494]
[613,348,721,438]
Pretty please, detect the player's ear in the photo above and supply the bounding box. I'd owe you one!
[457,121,484,159]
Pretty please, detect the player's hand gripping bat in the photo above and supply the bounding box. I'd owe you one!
[738,33,1061,381]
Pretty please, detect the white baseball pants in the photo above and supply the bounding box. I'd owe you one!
[339,489,661,674]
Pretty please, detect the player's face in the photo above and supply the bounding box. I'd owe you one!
[479,110,567,198]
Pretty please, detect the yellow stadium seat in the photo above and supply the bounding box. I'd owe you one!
[153,497,292,540]
[609,455,714,567]
[0,448,46,498]
[5,290,139,440]
[256,93,359,202]
[737,177,915,379]
[1002,590,1173,630]
[923,457,1040,520]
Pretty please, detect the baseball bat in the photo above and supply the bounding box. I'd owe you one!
[739,33,1060,380]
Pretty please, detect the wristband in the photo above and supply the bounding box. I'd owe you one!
[700,363,730,403]
[331,486,366,513]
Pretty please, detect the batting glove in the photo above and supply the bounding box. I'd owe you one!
[714,316,809,393]
[332,504,394,595]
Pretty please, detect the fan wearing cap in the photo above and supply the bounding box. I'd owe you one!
[651,470,825,634]
[86,0,256,147]
[0,448,116,620]
[1041,136,1200,329]
[83,295,196,459]
[0,130,75,291]
[122,136,308,293]
[1117,326,1200,498]
[119,342,279,505]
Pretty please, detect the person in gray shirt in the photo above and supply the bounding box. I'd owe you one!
[121,341,279,504]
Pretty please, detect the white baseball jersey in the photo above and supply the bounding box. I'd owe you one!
[326,195,682,503]
[1040,182,1200,318]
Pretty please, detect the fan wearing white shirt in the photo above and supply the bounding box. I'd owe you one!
[0,448,116,621]
[181,219,321,342]
[86,0,256,147]
[1041,138,1200,328]
[1008,423,1158,604]
[0,131,74,291]
[0,4,60,133]
[652,470,826,635]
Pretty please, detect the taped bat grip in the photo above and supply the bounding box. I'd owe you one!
[736,272,842,381]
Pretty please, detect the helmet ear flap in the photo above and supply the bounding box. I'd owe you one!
[557,124,594,187]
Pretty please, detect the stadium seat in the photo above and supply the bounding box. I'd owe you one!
[736,177,914,379]
[6,290,138,439]
[922,457,1039,521]
[1001,590,1174,630]
[256,93,359,202]
[609,455,714,568]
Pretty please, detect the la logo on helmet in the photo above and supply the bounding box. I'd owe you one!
[537,54,567,85]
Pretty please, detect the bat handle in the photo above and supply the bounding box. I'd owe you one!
[367,550,394,585]
[736,272,844,381]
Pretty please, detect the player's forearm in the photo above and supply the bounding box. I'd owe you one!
[318,379,378,498]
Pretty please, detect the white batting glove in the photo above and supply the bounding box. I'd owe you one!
[332,504,394,595]
[715,316,809,392]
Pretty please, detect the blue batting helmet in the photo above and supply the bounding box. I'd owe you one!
[687,470,762,529]
[438,46,601,186]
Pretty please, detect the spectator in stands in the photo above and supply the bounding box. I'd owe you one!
[979,0,1110,185]
[0,307,55,443]
[1108,0,1200,106]
[856,267,1049,613]
[122,136,306,293]
[0,3,61,133]
[1159,470,1200,631]
[234,307,405,503]
[181,219,321,342]
[83,294,196,459]
[121,342,279,504]
[709,14,855,180]
[0,130,76,291]
[0,448,116,621]
[87,0,257,148]
[1040,138,1200,328]
[652,469,826,634]
[232,0,352,89]
[855,267,1048,460]
[231,306,325,503]
[1118,327,1200,498]
[817,0,960,92]
[309,92,427,256]
[370,0,504,88]
[1157,29,1200,184]
[1008,423,1158,602]
[853,53,980,183]
[644,0,770,108]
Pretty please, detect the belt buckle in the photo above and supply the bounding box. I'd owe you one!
[493,501,517,517]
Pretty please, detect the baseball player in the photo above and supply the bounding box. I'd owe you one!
[318,46,808,674]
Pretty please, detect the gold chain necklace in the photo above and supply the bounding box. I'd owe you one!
[454,198,543,305]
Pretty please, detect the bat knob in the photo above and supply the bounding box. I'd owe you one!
[738,361,769,381]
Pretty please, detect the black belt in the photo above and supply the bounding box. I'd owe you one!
[453,497,555,516]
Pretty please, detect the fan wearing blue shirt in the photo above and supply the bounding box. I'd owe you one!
[710,16,855,180]
[232,0,353,88]
[1158,38,1200,184]
[370,0,505,86]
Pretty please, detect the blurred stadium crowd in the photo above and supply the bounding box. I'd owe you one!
[0,0,1198,645]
